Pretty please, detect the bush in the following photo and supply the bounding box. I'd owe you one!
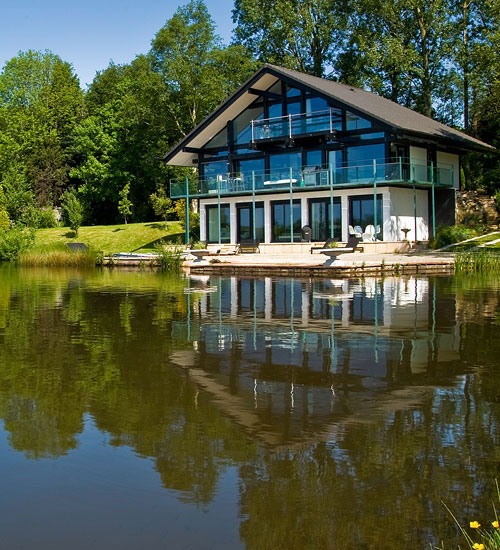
[0,209,10,232]
[61,190,83,235]
[429,225,476,249]
[20,206,58,229]
[155,245,183,271]
[494,190,500,213]
[0,227,35,261]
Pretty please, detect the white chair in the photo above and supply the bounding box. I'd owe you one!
[349,225,362,237]
[362,224,375,242]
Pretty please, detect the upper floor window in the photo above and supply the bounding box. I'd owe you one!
[346,112,372,131]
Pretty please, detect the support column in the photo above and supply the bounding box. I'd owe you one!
[382,190,391,241]
[301,196,308,230]
[230,201,237,244]
[264,199,272,243]
[341,194,349,242]
[199,203,206,242]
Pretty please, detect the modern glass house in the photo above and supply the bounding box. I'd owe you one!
[164,65,493,249]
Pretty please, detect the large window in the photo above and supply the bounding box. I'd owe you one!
[206,204,231,243]
[202,160,228,180]
[272,200,302,242]
[309,198,341,241]
[349,195,383,239]
[269,152,302,181]
[234,105,264,144]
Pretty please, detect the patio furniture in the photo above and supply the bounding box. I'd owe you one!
[67,243,88,252]
[318,236,362,265]
[237,240,260,254]
[349,225,362,238]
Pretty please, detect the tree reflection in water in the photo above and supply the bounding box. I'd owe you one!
[0,265,499,548]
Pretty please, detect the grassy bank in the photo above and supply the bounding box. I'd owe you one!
[35,221,183,255]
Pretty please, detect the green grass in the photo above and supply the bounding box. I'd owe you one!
[34,221,184,255]
[452,232,500,251]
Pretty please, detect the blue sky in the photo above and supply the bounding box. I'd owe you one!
[0,0,235,88]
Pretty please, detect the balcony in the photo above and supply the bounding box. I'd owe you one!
[251,109,340,143]
[170,161,454,199]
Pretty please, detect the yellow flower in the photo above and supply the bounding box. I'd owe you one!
[493,520,499,528]
[470,521,481,529]
[473,544,484,550]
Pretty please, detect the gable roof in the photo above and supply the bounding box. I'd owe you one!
[164,64,494,166]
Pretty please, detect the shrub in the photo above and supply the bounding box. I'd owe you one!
[156,245,182,272]
[495,190,500,213]
[429,225,476,249]
[61,190,83,235]
[0,209,10,232]
[0,227,35,261]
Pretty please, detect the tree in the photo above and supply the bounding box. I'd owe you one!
[151,0,257,138]
[232,0,348,77]
[61,190,83,235]
[0,50,84,210]
[150,187,175,224]
[118,183,133,224]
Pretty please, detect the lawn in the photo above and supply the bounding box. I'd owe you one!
[35,221,184,254]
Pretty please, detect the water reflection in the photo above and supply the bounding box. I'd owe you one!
[169,275,462,446]
[0,266,499,549]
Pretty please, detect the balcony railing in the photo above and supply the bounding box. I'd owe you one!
[170,161,454,199]
[251,109,341,142]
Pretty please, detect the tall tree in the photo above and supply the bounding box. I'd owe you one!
[151,0,257,138]
[0,50,84,214]
[232,0,348,77]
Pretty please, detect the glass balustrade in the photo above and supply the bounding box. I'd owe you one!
[170,162,453,198]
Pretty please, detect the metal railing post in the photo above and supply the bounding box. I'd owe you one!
[289,114,292,139]
[413,180,417,244]
[329,108,333,134]
[217,176,221,245]
[185,177,190,245]
[289,167,294,243]
[431,161,436,239]
[252,170,256,241]
[373,160,377,239]
[329,163,334,239]
[251,120,254,143]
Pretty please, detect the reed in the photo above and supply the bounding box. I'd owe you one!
[155,245,183,272]
[18,244,98,267]
[455,251,500,273]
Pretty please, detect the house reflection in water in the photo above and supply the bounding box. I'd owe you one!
[170,276,460,446]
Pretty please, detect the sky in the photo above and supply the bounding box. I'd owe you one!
[0,0,236,88]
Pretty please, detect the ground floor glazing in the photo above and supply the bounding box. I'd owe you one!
[199,187,435,244]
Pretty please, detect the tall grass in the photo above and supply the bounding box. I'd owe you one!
[18,244,98,267]
[155,245,183,272]
[455,251,500,273]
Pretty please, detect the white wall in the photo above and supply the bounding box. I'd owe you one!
[437,151,460,190]
[388,187,429,241]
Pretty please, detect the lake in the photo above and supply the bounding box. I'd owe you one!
[0,265,499,549]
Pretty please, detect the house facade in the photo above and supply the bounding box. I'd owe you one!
[164,65,493,248]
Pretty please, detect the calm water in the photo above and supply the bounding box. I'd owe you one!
[1,265,500,549]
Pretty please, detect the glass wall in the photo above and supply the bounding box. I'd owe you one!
[309,198,341,241]
[349,195,383,239]
[206,204,231,243]
[269,152,302,181]
[272,200,302,242]
[202,160,228,181]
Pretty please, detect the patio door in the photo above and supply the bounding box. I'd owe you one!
[236,203,264,242]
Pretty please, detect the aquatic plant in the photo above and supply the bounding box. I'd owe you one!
[156,245,183,271]
[455,251,500,273]
[18,243,97,267]
[436,481,500,550]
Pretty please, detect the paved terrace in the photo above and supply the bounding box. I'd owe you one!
[187,250,456,277]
